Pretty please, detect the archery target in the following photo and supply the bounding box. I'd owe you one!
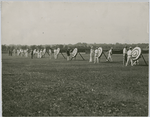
[56,48,60,55]
[72,48,78,58]
[97,47,103,58]
[131,47,142,61]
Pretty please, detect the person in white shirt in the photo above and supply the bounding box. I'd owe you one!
[33,49,37,57]
[40,49,43,58]
[89,46,94,62]
[37,49,40,58]
[123,46,127,66]
[20,49,23,57]
[42,48,46,58]
[126,47,133,66]
[94,47,99,63]
[24,49,28,57]
[54,48,57,59]
[107,47,113,62]
[17,49,20,56]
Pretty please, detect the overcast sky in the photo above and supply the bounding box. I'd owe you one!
[1,2,149,45]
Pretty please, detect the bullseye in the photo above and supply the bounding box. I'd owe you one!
[72,48,78,58]
[131,47,141,61]
[97,47,103,58]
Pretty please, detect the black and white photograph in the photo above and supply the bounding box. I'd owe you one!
[1,0,149,116]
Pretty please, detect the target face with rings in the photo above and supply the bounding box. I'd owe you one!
[97,47,103,58]
[72,48,78,58]
[56,48,60,55]
[131,47,141,61]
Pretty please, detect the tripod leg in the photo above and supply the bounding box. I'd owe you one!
[73,53,78,60]
[46,51,50,56]
[103,52,109,62]
[61,52,66,59]
[141,54,148,66]
[78,52,85,60]
[71,57,73,60]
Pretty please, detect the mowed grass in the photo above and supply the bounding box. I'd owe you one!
[2,53,149,116]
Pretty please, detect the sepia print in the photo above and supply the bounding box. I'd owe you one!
[1,1,149,116]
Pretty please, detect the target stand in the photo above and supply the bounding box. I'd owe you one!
[97,47,110,62]
[56,48,66,59]
[71,48,85,60]
[131,47,148,66]
[42,49,46,58]
[45,50,50,56]
[60,52,66,59]
[45,48,66,59]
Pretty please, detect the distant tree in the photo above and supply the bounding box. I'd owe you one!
[30,45,37,50]
[2,45,7,51]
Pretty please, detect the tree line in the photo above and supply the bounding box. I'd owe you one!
[2,43,149,54]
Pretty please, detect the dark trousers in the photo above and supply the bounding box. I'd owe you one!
[31,55,33,59]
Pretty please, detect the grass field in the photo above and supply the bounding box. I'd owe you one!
[2,53,149,116]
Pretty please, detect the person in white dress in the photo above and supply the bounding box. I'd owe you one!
[33,49,36,57]
[24,49,28,57]
[42,48,46,58]
[37,49,40,58]
[20,49,23,57]
[107,47,113,62]
[89,46,94,62]
[39,49,43,58]
[126,47,133,66]
[54,48,57,59]
[17,49,20,56]
[94,47,99,63]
